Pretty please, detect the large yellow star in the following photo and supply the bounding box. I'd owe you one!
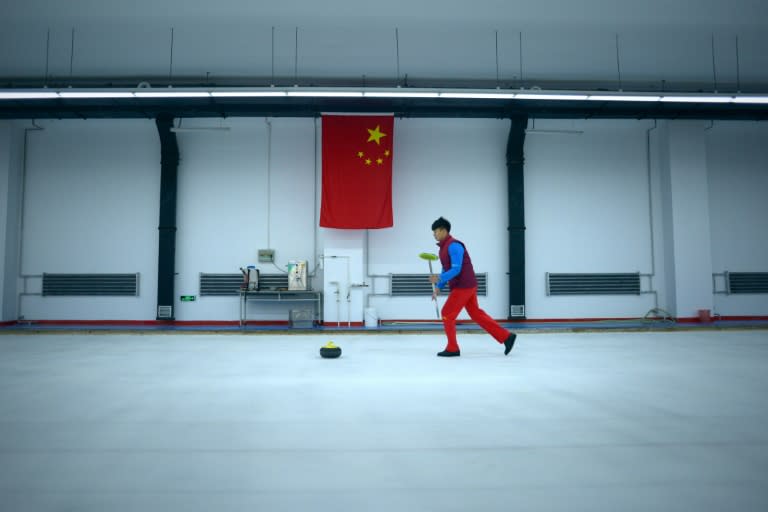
[367,125,387,145]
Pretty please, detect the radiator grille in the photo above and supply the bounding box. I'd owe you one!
[199,273,241,296]
[727,272,768,294]
[42,273,139,296]
[259,274,290,290]
[199,273,290,296]
[390,273,487,296]
[546,273,640,295]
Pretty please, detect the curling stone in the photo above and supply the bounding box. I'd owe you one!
[320,341,342,359]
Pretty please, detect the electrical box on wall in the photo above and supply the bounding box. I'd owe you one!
[258,249,275,263]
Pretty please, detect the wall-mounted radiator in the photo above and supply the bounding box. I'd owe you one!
[546,273,641,296]
[200,272,488,297]
[199,273,289,296]
[713,272,768,295]
[390,273,487,296]
[42,273,140,296]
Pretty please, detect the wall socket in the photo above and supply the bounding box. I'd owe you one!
[258,249,275,263]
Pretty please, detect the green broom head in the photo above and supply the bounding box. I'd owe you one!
[419,252,439,261]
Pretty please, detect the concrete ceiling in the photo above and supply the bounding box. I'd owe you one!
[2,0,767,89]
[3,0,767,29]
[2,0,767,119]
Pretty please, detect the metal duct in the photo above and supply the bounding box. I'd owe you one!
[507,116,527,318]
[155,115,179,320]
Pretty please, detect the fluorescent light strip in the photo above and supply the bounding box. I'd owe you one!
[0,91,59,99]
[440,92,517,99]
[660,96,733,103]
[134,91,210,98]
[515,94,589,100]
[211,91,287,97]
[588,95,661,102]
[59,91,135,98]
[364,92,440,98]
[286,91,363,97]
[732,96,768,104]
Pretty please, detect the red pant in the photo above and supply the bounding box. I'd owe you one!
[440,287,509,351]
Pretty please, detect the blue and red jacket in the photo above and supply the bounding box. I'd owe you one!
[436,235,477,290]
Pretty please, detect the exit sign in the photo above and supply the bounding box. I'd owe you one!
[180,295,196,302]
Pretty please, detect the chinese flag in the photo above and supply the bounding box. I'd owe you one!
[320,115,394,229]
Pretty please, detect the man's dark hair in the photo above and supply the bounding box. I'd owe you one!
[431,216,451,232]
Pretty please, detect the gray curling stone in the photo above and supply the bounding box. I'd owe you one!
[320,341,342,358]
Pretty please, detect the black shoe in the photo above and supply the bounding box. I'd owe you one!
[504,333,517,355]
[437,350,460,357]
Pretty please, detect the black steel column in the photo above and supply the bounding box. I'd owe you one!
[155,115,179,320]
[506,116,527,319]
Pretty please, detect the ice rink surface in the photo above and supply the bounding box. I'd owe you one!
[1,330,767,511]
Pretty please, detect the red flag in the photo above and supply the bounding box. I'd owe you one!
[320,115,394,229]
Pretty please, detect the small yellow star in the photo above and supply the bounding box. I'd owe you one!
[384,149,390,157]
[376,158,383,165]
[357,151,364,158]
[365,158,372,165]
[367,125,387,145]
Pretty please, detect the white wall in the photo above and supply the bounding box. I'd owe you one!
[18,119,160,320]
[0,122,24,322]
[174,117,318,321]
[5,117,768,322]
[525,119,657,319]
[660,121,715,318]
[322,247,364,326]
[362,118,510,321]
[707,121,768,316]
[0,122,11,321]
